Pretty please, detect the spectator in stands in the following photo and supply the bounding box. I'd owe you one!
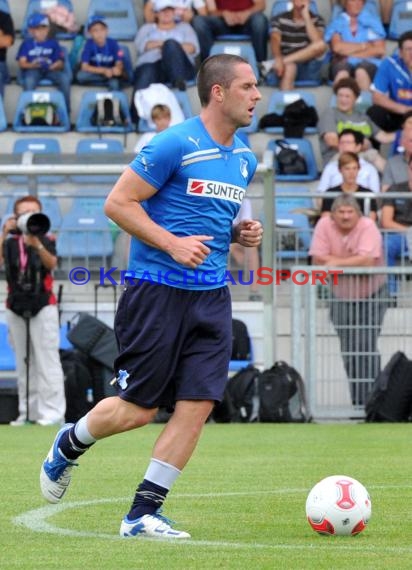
[0,196,66,427]
[134,0,200,91]
[261,0,327,90]
[310,193,388,407]
[192,0,268,63]
[382,119,412,192]
[381,156,412,296]
[16,13,71,113]
[320,151,378,220]
[368,31,412,133]
[0,8,14,98]
[324,0,386,91]
[144,0,208,23]
[134,103,172,153]
[76,15,125,91]
[318,128,380,194]
[319,77,394,169]
[230,197,261,301]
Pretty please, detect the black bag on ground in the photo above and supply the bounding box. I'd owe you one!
[258,361,298,422]
[60,348,94,423]
[231,318,251,361]
[91,96,126,127]
[275,140,308,176]
[365,351,412,422]
[213,364,260,423]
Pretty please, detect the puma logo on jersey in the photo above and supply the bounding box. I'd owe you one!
[187,178,245,204]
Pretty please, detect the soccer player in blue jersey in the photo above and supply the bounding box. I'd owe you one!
[40,53,262,539]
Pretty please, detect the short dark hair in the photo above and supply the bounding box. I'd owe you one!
[196,53,249,107]
[333,77,361,99]
[399,31,412,49]
[338,128,365,146]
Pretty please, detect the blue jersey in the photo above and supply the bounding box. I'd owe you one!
[81,38,124,68]
[127,116,258,290]
[372,53,412,106]
[17,38,64,66]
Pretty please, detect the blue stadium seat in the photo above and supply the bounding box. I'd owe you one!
[275,185,314,214]
[85,0,138,41]
[271,0,318,17]
[137,89,193,132]
[262,91,318,134]
[329,90,372,114]
[388,1,412,40]
[0,0,9,13]
[0,322,15,371]
[71,138,124,184]
[13,91,70,133]
[8,137,64,184]
[0,94,7,133]
[56,199,113,266]
[268,138,319,181]
[275,212,311,261]
[75,90,133,134]
[210,42,259,80]
[22,0,77,39]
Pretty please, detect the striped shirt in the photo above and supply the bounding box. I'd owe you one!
[270,10,325,56]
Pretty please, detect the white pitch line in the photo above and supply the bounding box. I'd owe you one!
[11,488,412,554]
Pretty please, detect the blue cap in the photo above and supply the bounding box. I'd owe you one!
[28,13,49,28]
[87,14,107,30]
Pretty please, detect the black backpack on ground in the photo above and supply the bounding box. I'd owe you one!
[258,361,310,422]
[231,318,251,361]
[213,364,260,423]
[365,351,412,422]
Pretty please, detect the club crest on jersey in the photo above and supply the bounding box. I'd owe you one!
[239,158,248,179]
[186,178,245,204]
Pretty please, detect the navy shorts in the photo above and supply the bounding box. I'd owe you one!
[113,281,232,409]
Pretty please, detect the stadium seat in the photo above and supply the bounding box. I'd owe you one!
[137,88,193,132]
[275,212,312,261]
[261,91,318,134]
[71,138,124,184]
[275,185,314,214]
[8,137,64,185]
[0,94,7,133]
[85,0,138,41]
[210,42,259,80]
[0,0,9,13]
[56,199,113,269]
[75,90,133,134]
[388,1,412,40]
[329,90,373,114]
[22,0,77,39]
[0,322,15,372]
[12,90,70,133]
[267,138,319,181]
[271,0,318,17]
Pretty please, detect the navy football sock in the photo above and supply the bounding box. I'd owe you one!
[58,426,94,460]
[127,479,169,520]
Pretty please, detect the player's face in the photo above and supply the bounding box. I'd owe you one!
[332,205,360,233]
[336,87,357,113]
[221,63,261,129]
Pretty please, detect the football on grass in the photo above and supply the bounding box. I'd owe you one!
[306,475,371,536]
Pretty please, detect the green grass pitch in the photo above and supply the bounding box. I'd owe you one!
[1,422,412,570]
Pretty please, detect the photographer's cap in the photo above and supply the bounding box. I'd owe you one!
[154,0,176,11]
[28,13,50,28]
[87,14,108,30]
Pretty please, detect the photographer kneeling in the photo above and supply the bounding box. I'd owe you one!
[0,196,65,426]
